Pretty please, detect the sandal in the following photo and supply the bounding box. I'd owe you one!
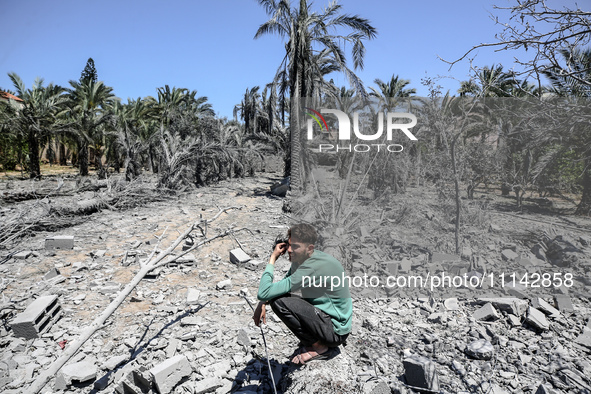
[292,347,333,365]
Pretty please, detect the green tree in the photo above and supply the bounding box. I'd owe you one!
[7,73,66,178]
[67,79,115,176]
[80,58,98,85]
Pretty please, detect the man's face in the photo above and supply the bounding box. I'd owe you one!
[287,237,313,265]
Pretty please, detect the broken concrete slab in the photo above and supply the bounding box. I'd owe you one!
[531,297,560,318]
[54,360,97,390]
[230,248,250,264]
[465,339,494,360]
[186,288,201,305]
[194,377,224,394]
[245,259,263,271]
[501,249,519,262]
[473,303,499,321]
[402,355,439,392]
[477,297,528,316]
[525,307,550,331]
[149,354,191,394]
[574,327,591,349]
[42,267,60,281]
[431,252,460,263]
[553,294,574,312]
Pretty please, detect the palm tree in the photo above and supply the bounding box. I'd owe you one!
[234,86,262,134]
[255,0,377,192]
[7,73,66,178]
[370,74,416,108]
[67,79,116,176]
[458,65,518,97]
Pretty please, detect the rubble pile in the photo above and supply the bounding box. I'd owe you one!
[1,176,590,393]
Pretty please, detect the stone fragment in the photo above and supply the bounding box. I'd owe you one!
[45,235,74,250]
[501,249,519,262]
[531,244,547,261]
[399,259,412,272]
[10,295,62,339]
[525,306,550,330]
[103,355,128,371]
[402,355,439,391]
[229,248,250,264]
[42,267,61,281]
[186,288,201,305]
[473,303,499,321]
[507,314,521,327]
[553,294,574,312]
[237,329,252,347]
[54,361,97,390]
[216,279,232,290]
[194,377,224,394]
[465,339,494,360]
[149,354,191,394]
[535,383,558,394]
[443,298,459,311]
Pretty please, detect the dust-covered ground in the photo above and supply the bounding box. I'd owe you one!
[1,163,591,393]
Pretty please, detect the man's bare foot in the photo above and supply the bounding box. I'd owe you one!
[291,344,330,364]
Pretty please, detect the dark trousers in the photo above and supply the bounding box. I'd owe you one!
[269,294,348,347]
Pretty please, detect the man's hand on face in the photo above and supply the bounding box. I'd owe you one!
[253,301,266,327]
[270,242,287,264]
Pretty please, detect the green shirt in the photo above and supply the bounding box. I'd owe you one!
[257,250,352,335]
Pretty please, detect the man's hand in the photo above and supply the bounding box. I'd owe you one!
[253,301,267,327]
[270,242,287,265]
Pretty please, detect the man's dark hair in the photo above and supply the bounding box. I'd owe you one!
[288,223,317,245]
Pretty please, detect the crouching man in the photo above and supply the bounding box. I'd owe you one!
[252,223,352,364]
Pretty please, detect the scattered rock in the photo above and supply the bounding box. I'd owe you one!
[465,339,494,360]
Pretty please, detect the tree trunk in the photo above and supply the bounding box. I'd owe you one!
[575,157,591,216]
[59,141,67,166]
[451,137,461,255]
[27,128,40,179]
[78,138,89,176]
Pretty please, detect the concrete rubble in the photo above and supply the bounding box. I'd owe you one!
[1,176,591,394]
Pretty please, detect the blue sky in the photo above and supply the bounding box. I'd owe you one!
[0,0,572,118]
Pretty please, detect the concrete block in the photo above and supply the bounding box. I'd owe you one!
[245,259,263,271]
[403,355,439,391]
[465,339,494,360]
[45,235,74,250]
[384,261,398,276]
[473,303,499,321]
[10,295,62,339]
[525,306,550,330]
[229,248,250,264]
[554,294,574,312]
[54,361,97,390]
[507,314,521,327]
[13,251,32,260]
[149,354,191,394]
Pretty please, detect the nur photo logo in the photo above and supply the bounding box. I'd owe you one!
[304,107,418,153]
